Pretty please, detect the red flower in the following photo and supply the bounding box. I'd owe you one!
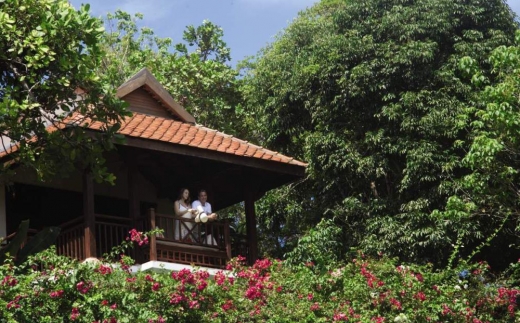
[253,258,272,270]
[245,286,263,300]
[221,300,234,312]
[390,298,402,310]
[189,300,200,309]
[414,291,427,302]
[214,271,226,286]
[70,307,80,321]
[6,300,20,309]
[152,282,160,291]
[2,275,18,287]
[128,229,149,246]
[76,281,90,294]
[333,312,348,321]
[197,280,207,291]
[96,265,113,275]
[49,290,64,298]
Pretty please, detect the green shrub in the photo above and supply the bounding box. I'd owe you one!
[0,231,518,322]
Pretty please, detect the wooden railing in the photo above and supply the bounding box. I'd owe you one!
[95,214,134,257]
[56,214,142,261]
[149,209,232,268]
[57,216,85,260]
[54,210,238,269]
[153,213,229,249]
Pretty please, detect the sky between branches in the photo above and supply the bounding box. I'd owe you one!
[69,0,520,66]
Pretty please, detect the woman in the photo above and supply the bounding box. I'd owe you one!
[174,188,196,240]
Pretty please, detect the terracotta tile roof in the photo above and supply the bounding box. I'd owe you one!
[118,113,307,167]
[1,113,307,168]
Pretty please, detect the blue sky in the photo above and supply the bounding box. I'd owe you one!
[70,0,520,66]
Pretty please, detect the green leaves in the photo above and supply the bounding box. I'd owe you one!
[242,0,519,265]
[0,0,128,182]
[99,12,241,134]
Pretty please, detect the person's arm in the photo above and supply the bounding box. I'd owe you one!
[174,201,193,218]
[207,202,218,221]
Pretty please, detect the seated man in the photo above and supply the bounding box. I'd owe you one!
[192,189,218,221]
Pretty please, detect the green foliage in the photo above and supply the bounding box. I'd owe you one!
[285,219,343,272]
[0,0,128,182]
[1,247,519,322]
[241,0,519,265]
[0,220,60,265]
[0,220,29,263]
[100,11,243,135]
[440,30,520,267]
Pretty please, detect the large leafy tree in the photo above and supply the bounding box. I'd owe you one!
[446,31,520,267]
[0,0,127,181]
[99,11,242,135]
[242,0,518,264]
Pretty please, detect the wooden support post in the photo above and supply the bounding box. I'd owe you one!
[83,170,96,259]
[244,190,258,265]
[149,208,157,261]
[127,160,140,226]
[224,219,232,260]
[128,159,141,261]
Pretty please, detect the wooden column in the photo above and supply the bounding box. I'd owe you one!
[224,219,232,260]
[83,170,96,259]
[149,208,157,261]
[128,160,140,225]
[244,190,258,265]
[128,160,141,262]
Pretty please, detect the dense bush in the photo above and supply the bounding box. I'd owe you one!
[0,233,519,323]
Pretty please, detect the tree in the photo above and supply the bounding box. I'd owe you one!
[241,0,518,265]
[0,0,127,182]
[99,11,242,135]
[443,30,520,267]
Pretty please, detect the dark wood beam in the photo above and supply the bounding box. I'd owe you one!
[83,170,96,259]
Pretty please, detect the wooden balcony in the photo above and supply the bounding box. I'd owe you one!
[148,209,231,268]
[51,209,246,269]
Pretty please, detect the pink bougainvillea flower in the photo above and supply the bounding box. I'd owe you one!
[70,307,80,321]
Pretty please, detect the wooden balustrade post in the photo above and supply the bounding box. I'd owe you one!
[224,219,232,260]
[83,170,96,259]
[149,208,157,261]
[244,190,258,265]
[127,159,142,262]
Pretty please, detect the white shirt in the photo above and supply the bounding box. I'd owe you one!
[192,200,212,214]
